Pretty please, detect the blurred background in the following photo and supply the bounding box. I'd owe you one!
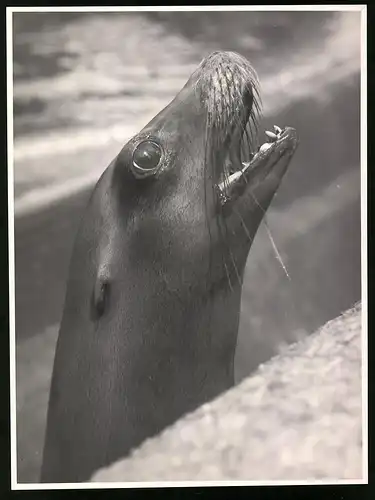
[12,10,362,483]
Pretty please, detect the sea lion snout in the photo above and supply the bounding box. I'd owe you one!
[193,51,260,117]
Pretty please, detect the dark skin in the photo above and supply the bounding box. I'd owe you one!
[41,51,299,483]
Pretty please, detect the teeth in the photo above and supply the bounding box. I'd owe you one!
[245,126,282,165]
[259,142,272,153]
[222,170,243,188]
[265,130,278,141]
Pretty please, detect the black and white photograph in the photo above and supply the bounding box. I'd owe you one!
[8,6,367,489]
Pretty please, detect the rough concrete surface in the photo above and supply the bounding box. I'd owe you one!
[92,302,363,483]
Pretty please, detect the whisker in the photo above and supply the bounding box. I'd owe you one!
[203,111,214,286]
[215,182,243,288]
[248,192,291,280]
[216,199,239,289]
[223,261,233,292]
[228,244,242,286]
[248,190,267,214]
[208,71,235,293]
[263,219,291,281]
[232,205,254,244]
[221,216,242,287]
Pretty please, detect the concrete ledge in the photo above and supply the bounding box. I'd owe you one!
[92,302,363,482]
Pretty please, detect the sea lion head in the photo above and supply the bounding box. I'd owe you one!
[110,50,299,293]
[42,51,299,482]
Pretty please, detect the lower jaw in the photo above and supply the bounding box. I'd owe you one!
[217,125,296,206]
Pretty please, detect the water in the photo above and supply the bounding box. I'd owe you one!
[13,11,339,139]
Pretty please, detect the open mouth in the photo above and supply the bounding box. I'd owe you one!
[191,50,298,210]
[217,123,298,207]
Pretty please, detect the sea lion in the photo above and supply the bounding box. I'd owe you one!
[41,51,299,483]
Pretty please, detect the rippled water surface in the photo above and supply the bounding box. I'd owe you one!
[13,11,340,138]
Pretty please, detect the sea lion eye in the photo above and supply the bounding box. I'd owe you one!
[132,140,163,178]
